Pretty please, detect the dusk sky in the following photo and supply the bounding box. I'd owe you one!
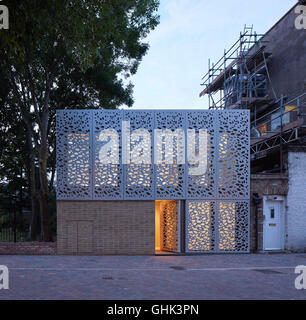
[129,0,297,110]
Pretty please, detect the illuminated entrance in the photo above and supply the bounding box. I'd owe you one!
[155,200,181,254]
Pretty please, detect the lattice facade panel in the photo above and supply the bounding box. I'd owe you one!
[56,110,92,200]
[218,200,249,252]
[186,200,249,253]
[56,109,249,202]
[123,111,154,199]
[217,110,250,199]
[186,200,216,252]
[155,111,185,199]
[186,111,216,199]
[93,110,123,199]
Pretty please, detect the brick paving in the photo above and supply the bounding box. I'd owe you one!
[0,253,306,300]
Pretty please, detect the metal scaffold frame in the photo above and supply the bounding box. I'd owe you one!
[200,25,271,110]
[200,25,306,174]
[250,92,306,170]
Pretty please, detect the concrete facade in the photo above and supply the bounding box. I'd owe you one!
[57,200,155,255]
[287,151,306,251]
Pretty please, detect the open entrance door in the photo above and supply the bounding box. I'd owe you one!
[155,200,181,254]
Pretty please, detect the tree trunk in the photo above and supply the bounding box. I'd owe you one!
[38,137,51,242]
[29,196,40,240]
[49,149,56,192]
[25,129,40,240]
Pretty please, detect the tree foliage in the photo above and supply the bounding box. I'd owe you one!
[0,0,160,240]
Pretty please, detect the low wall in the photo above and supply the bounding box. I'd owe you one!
[0,242,56,255]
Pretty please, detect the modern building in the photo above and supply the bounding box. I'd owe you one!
[200,1,306,252]
[56,109,250,255]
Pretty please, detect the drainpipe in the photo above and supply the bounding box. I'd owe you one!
[280,95,284,174]
[252,193,262,252]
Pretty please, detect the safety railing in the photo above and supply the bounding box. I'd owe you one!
[250,93,306,140]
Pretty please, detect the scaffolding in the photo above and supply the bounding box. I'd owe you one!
[200,25,272,110]
[200,26,306,174]
[250,93,306,165]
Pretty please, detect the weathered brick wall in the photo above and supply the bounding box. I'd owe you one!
[263,4,306,101]
[57,200,155,255]
[250,174,288,252]
[0,242,56,255]
[287,152,306,251]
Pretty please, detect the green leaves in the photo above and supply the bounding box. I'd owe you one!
[0,0,160,240]
[2,0,159,71]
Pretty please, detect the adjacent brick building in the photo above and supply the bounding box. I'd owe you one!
[200,2,306,252]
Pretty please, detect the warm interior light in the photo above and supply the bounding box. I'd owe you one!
[155,200,178,253]
[219,202,236,251]
[187,201,214,251]
[155,201,161,251]
[67,132,90,187]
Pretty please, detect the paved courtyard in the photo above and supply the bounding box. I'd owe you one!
[0,253,306,300]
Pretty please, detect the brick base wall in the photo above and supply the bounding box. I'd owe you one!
[57,200,155,255]
[0,242,56,255]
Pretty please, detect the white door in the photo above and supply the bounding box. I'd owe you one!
[263,200,284,250]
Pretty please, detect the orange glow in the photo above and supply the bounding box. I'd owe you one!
[155,200,178,253]
[219,202,236,251]
[155,201,161,251]
[258,123,267,136]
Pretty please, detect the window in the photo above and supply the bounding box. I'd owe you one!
[271,111,281,131]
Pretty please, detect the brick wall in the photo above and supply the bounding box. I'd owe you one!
[287,151,306,251]
[263,4,306,101]
[0,242,56,255]
[57,200,155,255]
[250,174,288,252]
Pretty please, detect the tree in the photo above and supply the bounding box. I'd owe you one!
[0,0,160,240]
